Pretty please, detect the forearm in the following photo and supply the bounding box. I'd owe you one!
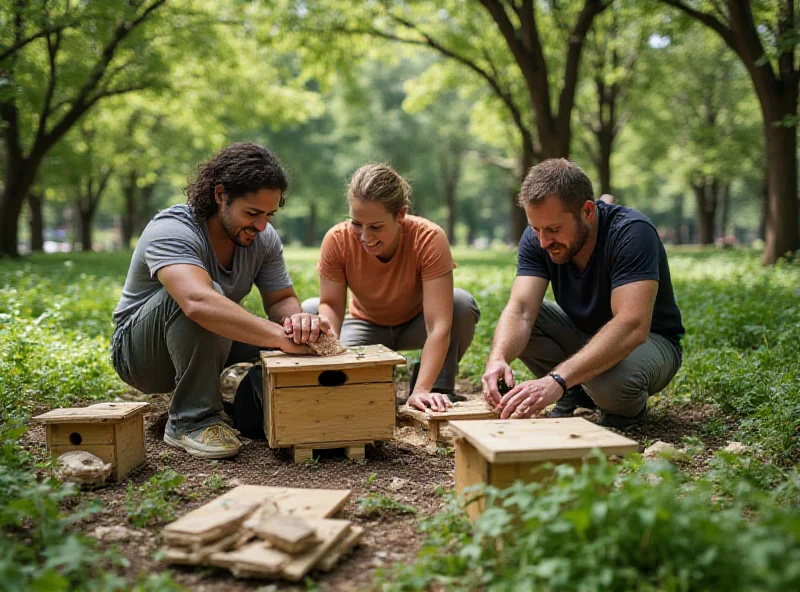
[412,328,450,394]
[186,291,285,348]
[488,306,535,363]
[555,317,648,387]
[318,302,344,336]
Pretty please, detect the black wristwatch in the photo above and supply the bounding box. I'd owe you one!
[548,372,568,394]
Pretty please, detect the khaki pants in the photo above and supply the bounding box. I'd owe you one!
[519,300,682,417]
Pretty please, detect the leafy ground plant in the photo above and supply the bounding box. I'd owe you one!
[357,493,418,518]
[125,469,185,527]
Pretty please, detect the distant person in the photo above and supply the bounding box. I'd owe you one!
[303,164,481,412]
[111,142,331,459]
[482,159,684,429]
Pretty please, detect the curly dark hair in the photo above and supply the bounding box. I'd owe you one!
[185,142,289,220]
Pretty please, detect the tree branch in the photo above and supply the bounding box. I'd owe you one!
[660,0,737,48]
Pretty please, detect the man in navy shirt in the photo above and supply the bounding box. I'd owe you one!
[482,159,684,428]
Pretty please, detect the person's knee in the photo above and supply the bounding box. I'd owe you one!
[301,297,320,315]
[584,368,648,416]
[453,288,480,325]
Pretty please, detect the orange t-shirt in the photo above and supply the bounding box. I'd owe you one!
[318,215,455,326]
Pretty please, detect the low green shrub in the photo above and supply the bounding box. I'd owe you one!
[357,493,418,518]
[125,469,185,528]
[380,453,800,592]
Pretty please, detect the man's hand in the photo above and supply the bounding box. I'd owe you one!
[481,359,514,409]
[282,313,334,345]
[407,391,452,413]
[498,377,563,419]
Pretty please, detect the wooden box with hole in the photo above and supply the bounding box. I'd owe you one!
[450,417,639,520]
[32,402,150,482]
[260,344,405,462]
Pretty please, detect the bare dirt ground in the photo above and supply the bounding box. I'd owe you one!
[21,369,731,592]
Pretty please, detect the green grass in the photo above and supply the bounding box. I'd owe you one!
[1,245,799,589]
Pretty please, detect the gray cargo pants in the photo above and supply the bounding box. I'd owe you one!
[111,283,261,437]
[519,300,682,417]
[302,288,480,394]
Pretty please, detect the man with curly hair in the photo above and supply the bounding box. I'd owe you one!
[111,142,332,459]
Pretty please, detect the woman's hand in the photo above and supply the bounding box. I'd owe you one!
[407,391,452,412]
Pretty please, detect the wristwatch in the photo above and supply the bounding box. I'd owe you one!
[548,372,568,394]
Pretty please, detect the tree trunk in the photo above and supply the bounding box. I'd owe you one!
[121,170,137,248]
[0,156,41,257]
[80,210,93,252]
[597,127,613,196]
[27,191,44,252]
[763,120,799,263]
[511,140,536,243]
[760,173,768,241]
[304,201,317,246]
[719,182,730,238]
[441,150,462,245]
[692,178,717,245]
[674,193,684,245]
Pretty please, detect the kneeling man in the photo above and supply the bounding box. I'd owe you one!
[111,142,330,459]
[482,159,683,428]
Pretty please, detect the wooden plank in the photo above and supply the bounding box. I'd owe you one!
[162,497,261,547]
[265,372,276,446]
[317,525,364,572]
[113,414,146,481]
[345,445,365,460]
[272,383,394,446]
[275,365,393,388]
[280,519,352,582]
[448,417,639,464]
[261,344,405,374]
[32,402,150,424]
[489,458,584,491]
[212,541,289,574]
[247,514,319,553]
[292,447,313,463]
[454,438,489,521]
[50,423,114,446]
[160,531,241,565]
[399,400,499,423]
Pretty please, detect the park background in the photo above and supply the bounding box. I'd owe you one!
[1,1,800,591]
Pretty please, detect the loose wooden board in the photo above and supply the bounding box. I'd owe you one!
[261,344,405,374]
[399,400,499,423]
[33,402,150,424]
[163,486,351,547]
[248,514,319,553]
[317,525,364,572]
[448,417,639,464]
[280,518,352,582]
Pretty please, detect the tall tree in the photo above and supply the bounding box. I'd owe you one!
[0,0,169,257]
[661,0,799,263]
[282,0,611,242]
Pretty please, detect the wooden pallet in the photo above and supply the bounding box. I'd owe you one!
[399,400,498,452]
[291,440,372,463]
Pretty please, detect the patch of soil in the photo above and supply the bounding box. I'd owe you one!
[20,375,735,591]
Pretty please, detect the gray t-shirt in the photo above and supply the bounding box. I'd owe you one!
[112,204,292,334]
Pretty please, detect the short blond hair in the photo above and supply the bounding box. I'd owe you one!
[348,163,410,216]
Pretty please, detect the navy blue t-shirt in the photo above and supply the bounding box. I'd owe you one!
[517,200,684,346]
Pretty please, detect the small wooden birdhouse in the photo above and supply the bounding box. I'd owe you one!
[33,401,150,482]
[450,417,639,520]
[261,344,405,462]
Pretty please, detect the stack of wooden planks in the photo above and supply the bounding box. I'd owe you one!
[159,485,364,581]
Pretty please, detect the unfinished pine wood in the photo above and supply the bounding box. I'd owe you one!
[272,383,394,446]
[318,525,364,571]
[223,485,350,520]
[51,423,114,446]
[248,514,318,553]
[345,445,365,460]
[292,447,314,463]
[280,518,352,582]
[33,402,150,424]
[161,531,242,565]
[113,414,146,481]
[260,344,405,373]
[212,541,289,574]
[449,417,639,463]
[454,437,490,521]
[275,365,392,388]
[162,497,261,547]
[400,400,499,423]
[265,372,276,444]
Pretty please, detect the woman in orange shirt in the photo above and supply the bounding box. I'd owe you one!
[303,164,480,411]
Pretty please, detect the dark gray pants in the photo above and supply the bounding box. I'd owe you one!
[302,288,480,393]
[519,300,682,417]
[111,283,260,437]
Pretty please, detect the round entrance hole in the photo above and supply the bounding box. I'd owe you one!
[317,370,348,387]
[69,432,83,445]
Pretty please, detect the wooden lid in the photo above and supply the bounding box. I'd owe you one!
[449,417,639,463]
[32,402,150,424]
[399,400,499,422]
[260,344,406,373]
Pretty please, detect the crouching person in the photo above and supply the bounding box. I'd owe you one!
[111,142,331,459]
[482,159,684,429]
